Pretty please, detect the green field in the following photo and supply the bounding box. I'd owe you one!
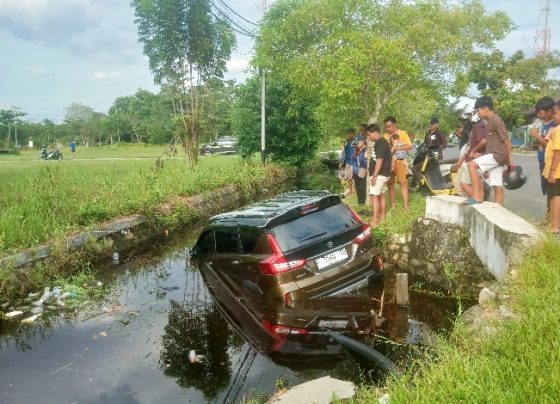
[0,154,272,255]
[0,143,168,161]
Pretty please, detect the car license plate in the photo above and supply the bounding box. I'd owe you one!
[318,319,348,329]
[315,248,348,270]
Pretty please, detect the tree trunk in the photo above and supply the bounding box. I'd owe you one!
[368,94,383,124]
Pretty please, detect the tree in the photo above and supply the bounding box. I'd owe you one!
[231,75,321,166]
[469,50,560,127]
[254,0,513,135]
[64,102,101,145]
[0,106,26,147]
[132,0,236,166]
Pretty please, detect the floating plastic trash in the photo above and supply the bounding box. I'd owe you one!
[5,311,23,318]
[21,314,41,324]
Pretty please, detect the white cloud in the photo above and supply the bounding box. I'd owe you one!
[227,58,250,74]
[91,71,121,80]
[31,66,46,76]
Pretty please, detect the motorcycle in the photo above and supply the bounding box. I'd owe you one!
[40,146,63,160]
[409,143,490,200]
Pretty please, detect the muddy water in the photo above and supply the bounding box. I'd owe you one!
[0,234,473,404]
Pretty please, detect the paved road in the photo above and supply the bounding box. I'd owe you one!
[442,146,545,223]
[504,153,545,223]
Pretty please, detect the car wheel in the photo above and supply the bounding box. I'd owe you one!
[203,149,211,156]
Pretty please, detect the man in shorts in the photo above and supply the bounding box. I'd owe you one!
[466,96,512,205]
[542,100,560,236]
[457,116,487,197]
[383,116,412,210]
[367,124,392,226]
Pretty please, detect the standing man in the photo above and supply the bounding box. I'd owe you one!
[529,97,557,198]
[367,124,392,226]
[70,140,76,160]
[383,116,412,210]
[340,129,356,196]
[466,96,512,205]
[543,100,560,236]
[353,136,368,209]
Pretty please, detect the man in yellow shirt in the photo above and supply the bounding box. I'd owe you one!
[383,116,412,210]
[542,100,560,235]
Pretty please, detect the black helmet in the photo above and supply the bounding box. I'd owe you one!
[503,165,527,190]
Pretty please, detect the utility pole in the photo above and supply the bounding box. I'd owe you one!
[260,0,267,164]
[534,0,551,55]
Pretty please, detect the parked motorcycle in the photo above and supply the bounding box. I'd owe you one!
[410,143,490,200]
[40,146,63,160]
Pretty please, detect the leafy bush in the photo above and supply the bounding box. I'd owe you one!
[231,75,322,166]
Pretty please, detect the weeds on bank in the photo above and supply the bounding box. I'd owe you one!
[355,238,560,402]
[344,191,426,246]
[0,156,273,254]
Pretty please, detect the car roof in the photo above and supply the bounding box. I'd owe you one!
[207,190,340,228]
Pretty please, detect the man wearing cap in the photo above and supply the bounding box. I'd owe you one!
[529,96,557,197]
[424,116,447,159]
[466,96,512,205]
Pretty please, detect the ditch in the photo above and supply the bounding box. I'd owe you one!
[0,229,474,403]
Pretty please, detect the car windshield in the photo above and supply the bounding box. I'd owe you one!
[270,203,360,251]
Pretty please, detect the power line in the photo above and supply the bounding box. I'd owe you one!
[215,0,257,26]
[209,0,256,37]
[211,11,255,38]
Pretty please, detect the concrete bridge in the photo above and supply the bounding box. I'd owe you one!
[386,195,543,294]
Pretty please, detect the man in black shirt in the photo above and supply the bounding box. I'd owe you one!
[367,124,393,226]
[424,116,447,159]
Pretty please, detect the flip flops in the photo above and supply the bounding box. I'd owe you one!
[462,197,482,206]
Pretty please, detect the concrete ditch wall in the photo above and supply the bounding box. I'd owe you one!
[385,195,543,295]
[425,195,542,281]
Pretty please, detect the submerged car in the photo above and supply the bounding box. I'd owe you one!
[199,136,238,156]
[191,190,383,303]
[191,190,384,359]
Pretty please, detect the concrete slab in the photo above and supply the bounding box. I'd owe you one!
[426,195,543,280]
[271,376,355,404]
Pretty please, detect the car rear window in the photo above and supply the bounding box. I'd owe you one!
[270,203,360,252]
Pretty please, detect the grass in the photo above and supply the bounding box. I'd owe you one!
[0,155,275,255]
[0,143,168,161]
[355,238,560,402]
[344,190,426,245]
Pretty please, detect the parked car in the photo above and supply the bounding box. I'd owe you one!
[199,136,238,156]
[318,150,342,169]
[191,190,383,302]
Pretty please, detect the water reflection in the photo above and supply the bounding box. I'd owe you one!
[161,300,233,401]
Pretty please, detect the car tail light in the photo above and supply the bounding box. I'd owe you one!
[262,320,308,338]
[375,254,384,271]
[353,224,372,245]
[347,205,364,223]
[259,234,306,275]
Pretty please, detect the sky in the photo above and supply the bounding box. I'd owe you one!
[0,0,558,122]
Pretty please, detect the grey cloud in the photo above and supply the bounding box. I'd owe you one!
[0,0,143,64]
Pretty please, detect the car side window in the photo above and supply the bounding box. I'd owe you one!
[215,226,240,254]
[239,227,263,254]
[195,230,215,255]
